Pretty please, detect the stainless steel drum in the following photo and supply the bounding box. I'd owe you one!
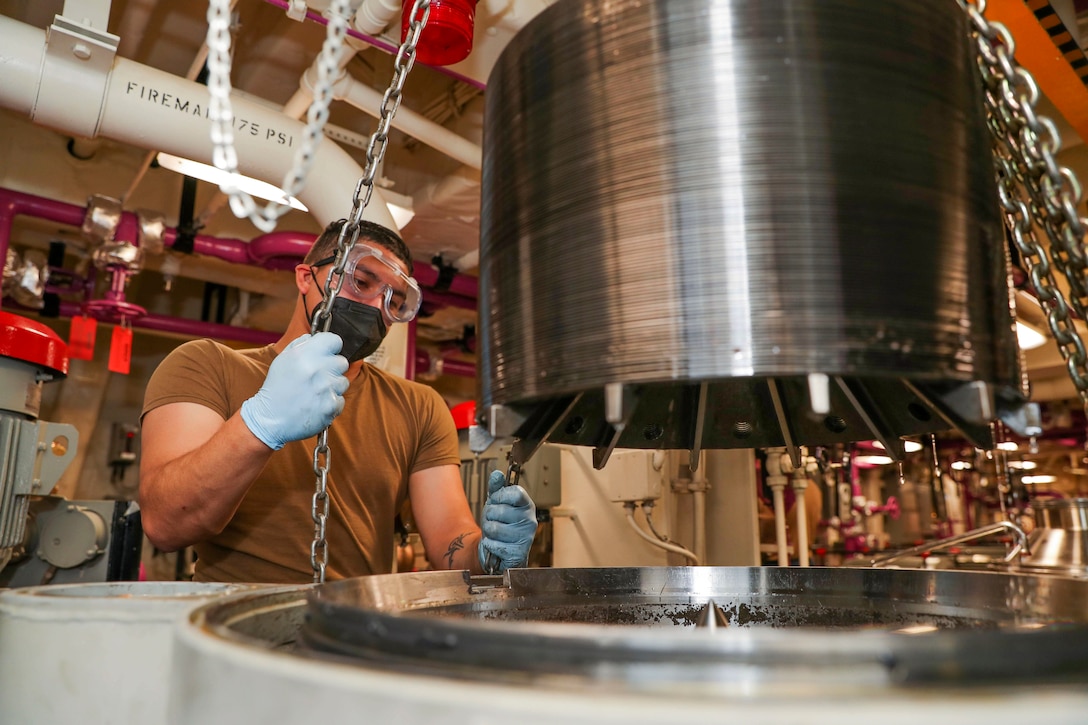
[301,567,1088,687]
[478,0,1023,464]
[1017,498,1088,578]
[169,568,1088,724]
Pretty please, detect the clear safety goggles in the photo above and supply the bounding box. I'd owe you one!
[312,243,422,323]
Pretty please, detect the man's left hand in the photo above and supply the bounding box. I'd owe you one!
[478,469,537,572]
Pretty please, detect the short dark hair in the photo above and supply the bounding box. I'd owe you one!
[304,219,413,275]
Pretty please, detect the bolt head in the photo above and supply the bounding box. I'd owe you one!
[72,43,91,60]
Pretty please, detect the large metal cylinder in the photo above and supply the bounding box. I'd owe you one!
[478,0,1019,461]
[166,569,1088,724]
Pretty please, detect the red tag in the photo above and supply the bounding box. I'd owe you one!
[108,325,133,375]
[68,316,97,361]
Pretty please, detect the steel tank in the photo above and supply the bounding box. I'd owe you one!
[0,581,259,725]
[478,0,1021,463]
[1017,498,1088,577]
[170,568,1088,724]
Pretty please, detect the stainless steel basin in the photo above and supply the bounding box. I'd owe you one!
[300,567,1088,688]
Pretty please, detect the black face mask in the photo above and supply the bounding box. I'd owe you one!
[307,294,388,363]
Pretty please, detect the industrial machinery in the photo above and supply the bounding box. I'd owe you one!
[477,0,1038,472]
[160,6,1088,720]
[9,0,1088,722]
[0,310,141,587]
[164,567,1088,724]
[0,310,79,573]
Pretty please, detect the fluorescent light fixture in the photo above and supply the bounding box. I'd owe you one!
[156,153,308,212]
[1007,460,1037,470]
[854,454,894,467]
[997,441,1019,452]
[1022,474,1057,485]
[379,188,415,231]
[1015,320,1047,351]
[950,460,972,471]
[871,440,924,453]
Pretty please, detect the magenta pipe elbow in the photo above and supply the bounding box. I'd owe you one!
[246,231,314,268]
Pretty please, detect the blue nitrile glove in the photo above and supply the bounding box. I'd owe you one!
[240,332,349,450]
[478,469,538,572]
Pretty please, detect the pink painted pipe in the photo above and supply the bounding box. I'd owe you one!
[0,188,86,265]
[1,188,479,297]
[54,300,279,345]
[415,348,475,378]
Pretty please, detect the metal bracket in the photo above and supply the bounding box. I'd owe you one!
[483,404,528,440]
[34,15,119,138]
[15,421,79,496]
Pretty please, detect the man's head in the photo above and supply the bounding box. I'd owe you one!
[297,217,422,338]
[305,219,413,275]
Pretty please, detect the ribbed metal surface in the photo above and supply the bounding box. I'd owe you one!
[479,0,1013,422]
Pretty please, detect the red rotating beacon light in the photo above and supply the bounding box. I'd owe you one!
[402,0,479,67]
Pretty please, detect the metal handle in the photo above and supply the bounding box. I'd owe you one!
[869,520,1029,568]
[482,461,522,574]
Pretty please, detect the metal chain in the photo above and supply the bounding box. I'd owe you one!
[205,0,352,233]
[961,0,1088,411]
[307,0,432,584]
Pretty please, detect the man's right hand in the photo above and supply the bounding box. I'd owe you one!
[240,332,350,450]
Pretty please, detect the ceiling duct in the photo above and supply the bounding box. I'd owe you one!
[478,0,1031,468]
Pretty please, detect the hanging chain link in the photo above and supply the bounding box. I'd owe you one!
[961,0,1088,412]
[206,0,353,233]
[307,0,432,584]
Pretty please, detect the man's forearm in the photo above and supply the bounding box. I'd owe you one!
[140,413,274,551]
[437,529,485,573]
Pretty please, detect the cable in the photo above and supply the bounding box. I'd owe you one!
[624,503,699,565]
[640,502,669,542]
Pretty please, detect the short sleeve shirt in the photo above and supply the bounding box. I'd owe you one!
[142,339,460,583]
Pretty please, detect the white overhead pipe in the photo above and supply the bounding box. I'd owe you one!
[311,67,484,170]
[122,0,240,204]
[354,0,403,35]
[0,14,395,230]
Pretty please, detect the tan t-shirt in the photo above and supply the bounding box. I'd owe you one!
[142,339,460,583]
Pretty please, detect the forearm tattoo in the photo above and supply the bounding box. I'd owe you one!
[444,532,471,569]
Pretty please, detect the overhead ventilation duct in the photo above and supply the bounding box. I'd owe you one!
[478,0,1031,468]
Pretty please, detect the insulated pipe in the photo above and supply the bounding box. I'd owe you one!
[769,481,789,566]
[412,263,478,298]
[0,14,397,231]
[764,448,792,566]
[415,349,475,378]
[693,487,707,565]
[242,231,315,268]
[0,188,86,267]
[792,472,810,567]
[0,188,480,314]
[353,0,403,35]
[0,187,309,273]
[8,299,280,345]
[323,71,483,170]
